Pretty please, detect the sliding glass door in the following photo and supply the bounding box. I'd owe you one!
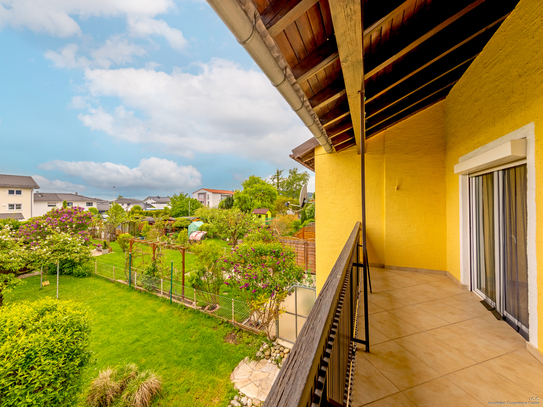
[469,164,528,339]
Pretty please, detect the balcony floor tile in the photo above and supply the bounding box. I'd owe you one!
[351,267,540,406]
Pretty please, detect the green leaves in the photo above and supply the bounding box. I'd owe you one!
[0,298,92,406]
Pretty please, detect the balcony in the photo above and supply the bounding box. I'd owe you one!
[353,267,542,406]
[266,223,543,407]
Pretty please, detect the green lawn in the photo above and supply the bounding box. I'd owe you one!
[93,238,230,272]
[5,275,261,407]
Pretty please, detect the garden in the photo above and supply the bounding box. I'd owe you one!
[0,173,315,406]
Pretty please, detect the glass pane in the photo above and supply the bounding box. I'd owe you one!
[278,312,296,343]
[473,173,496,301]
[504,165,529,327]
[296,287,316,317]
[282,289,296,313]
[296,316,307,336]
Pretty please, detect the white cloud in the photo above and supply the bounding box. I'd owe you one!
[39,157,202,191]
[0,0,184,52]
[128,16,187,51]
[33,175,87,193]
[308,175,315,193]
[45,36,147,70]
[76,59,311,165]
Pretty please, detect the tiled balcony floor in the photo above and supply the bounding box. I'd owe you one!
[352,267,543,407]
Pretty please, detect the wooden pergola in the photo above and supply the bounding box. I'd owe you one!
[236,0,521,170]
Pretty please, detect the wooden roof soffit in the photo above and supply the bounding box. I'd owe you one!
[290,137,320,171]
[328,0,364,153]
[261,0,320,38]
[291,35,339,84]
[237,0,335,152]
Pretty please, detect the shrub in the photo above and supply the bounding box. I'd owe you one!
[87,364,162,407]
[172,218,191,229]
[118,233,132,253]
[0,298,92,406]
[198,223,215,238]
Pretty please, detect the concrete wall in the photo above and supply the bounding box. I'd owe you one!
[0,187,34,220]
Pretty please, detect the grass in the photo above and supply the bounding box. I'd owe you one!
[93,238,230,272]
[5,275,262,407]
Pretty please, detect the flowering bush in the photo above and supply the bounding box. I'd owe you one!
[0,226,26,273]
[224,240,305,338]
[18,207,93,247]
[242,225,278,244]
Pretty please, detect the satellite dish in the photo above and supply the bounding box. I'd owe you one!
[298,184,308,208]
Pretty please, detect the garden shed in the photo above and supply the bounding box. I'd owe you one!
[188,221,204,236]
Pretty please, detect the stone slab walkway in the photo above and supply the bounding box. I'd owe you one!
[231,358,280,402]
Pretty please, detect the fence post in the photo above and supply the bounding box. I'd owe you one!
[161,279,163,297]
[194,290,196,307]
[40,266,43,288]
[170,262,173,305]
[95,260,97,275]
[134,272,137,287]
[182,248,185,300]
[129,253,132,287]
[232,298,235,324]
[113,266,115,282]
[56,262,59,300]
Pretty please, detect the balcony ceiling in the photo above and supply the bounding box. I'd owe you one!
[253,0,520,170]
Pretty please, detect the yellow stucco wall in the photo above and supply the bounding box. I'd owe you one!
[444,0,543,352]
[315,145,361,293]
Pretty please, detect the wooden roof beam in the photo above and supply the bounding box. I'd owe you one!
[261,0,319,38]
[292,36,339,83]
[308,76,346,109]
[328,0,363,150]
[366,56,476,119]
[327,118,353,138]
[365,13,508,102]
[363,0,419,37]
[330,129,355,146]
[319,99,350,127]
[365,0,487,78]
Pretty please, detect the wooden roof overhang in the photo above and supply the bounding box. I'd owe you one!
[242,0,518,170]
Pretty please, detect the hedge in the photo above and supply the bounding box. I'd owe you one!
[0,298,92,406]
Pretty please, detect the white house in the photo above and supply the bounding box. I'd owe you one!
[143,196,171,210]
[33,193,104,217]
[0,174,40,220]
[114,198,153,212]
[192,188,234,208]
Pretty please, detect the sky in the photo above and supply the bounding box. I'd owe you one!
[0,0,315,200]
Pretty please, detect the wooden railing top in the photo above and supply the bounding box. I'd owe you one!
[264,222,361,407]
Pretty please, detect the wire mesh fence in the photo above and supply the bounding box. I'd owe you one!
[93,261,255,332]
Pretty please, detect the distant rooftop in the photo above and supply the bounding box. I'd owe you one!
[34,192,103,202]
[253,208,270,215]
[194,188,234,195]
[144,196,171,203]
[0,174,40,189]
[115,198,145,204]
[0,213,25,220]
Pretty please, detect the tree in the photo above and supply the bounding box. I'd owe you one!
[105,203,127,240]
[274,196,292,216]
[187,242,225,303]
[234,176,278,213]
[218,194,234,209]
[0,274,24,307]
[214,209,255,246]
[117,195,125,200]
[88,207,99,215]
[269,169,285,191]
[173,218,192,229]
[0,226,26,273]
[282,168,310,199]
[169,192,203,217]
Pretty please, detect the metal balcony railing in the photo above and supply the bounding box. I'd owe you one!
[264,222,370,407]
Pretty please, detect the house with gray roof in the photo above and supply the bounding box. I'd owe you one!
[143,196,171,210]
[0,174,40,220]
[33,192,105,217]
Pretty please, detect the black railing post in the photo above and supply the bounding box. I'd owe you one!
[363,263,370,352]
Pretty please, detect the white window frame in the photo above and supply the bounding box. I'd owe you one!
[86,202,93,207]
[8,204,14,210]
[458,123,537,348]
[67,202,73,207]
[8,203,22,210]
[47,202,57,207]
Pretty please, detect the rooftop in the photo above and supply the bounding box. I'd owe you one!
[144,196,171,203]
[0,174,40,189]
[194,188,235,195]
[34,192,103,202]
[0,213,25,220]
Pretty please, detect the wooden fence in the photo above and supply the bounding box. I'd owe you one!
[280,237,315,274]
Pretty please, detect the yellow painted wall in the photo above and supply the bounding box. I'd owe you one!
[366,135,385,266]
[444,0,543,352]
[381,103,447,271]
[315,145,361,293]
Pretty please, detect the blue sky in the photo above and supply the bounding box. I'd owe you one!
[0,0,314,200]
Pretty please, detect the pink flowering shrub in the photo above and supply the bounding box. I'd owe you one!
[18,207,93,247]
[224,229,305,338]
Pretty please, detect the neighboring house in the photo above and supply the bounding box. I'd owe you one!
[0,174,40,220]
[143,196,171,210]
[192,188,234,208]
[33,193,104,217]
[96,201,111,214]
[252,208,271,222]
[210,0,543,404]
[114,198,152,212]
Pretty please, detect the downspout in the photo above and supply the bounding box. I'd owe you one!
[206,0,334,153]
